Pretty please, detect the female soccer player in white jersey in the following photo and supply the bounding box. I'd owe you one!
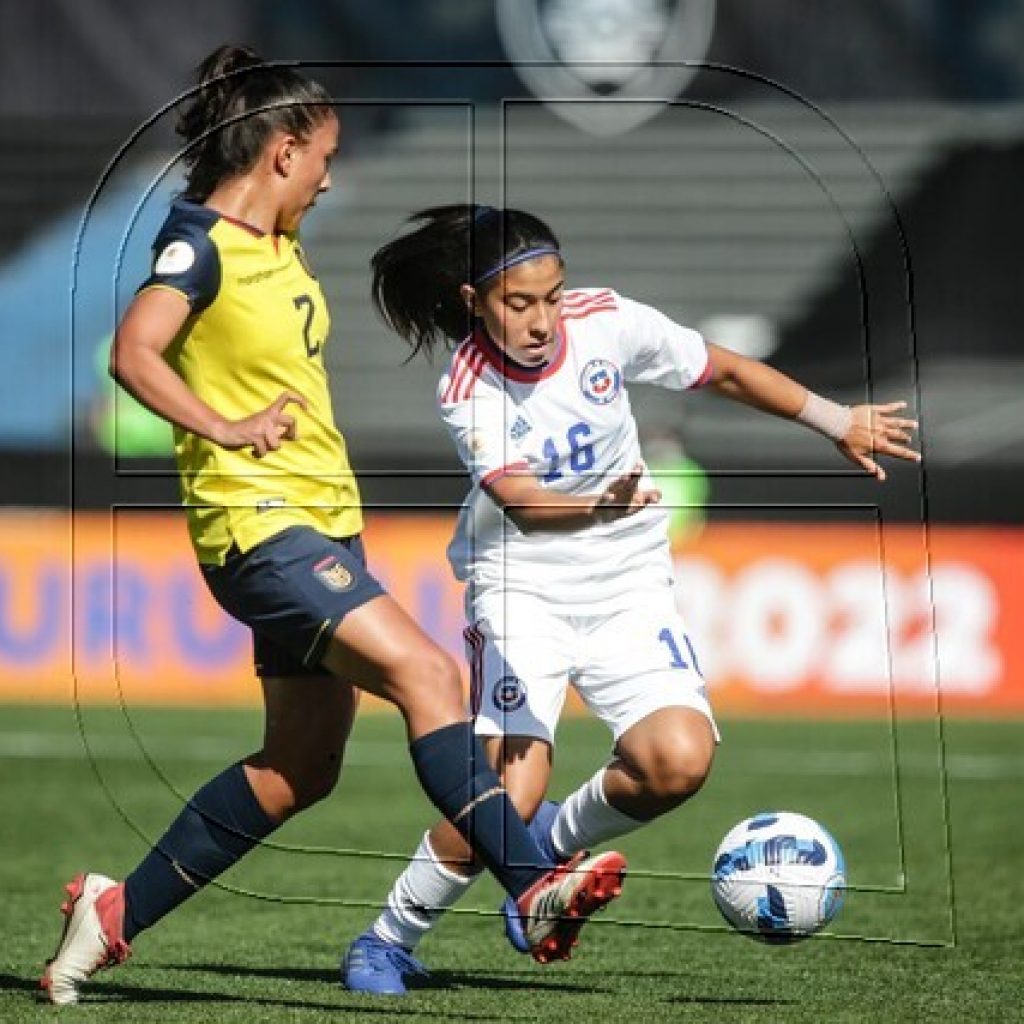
[342,204,920,995]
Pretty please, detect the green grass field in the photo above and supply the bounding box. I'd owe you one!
[2,704,1022,1022]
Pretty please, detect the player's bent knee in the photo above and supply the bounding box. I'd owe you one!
[636,742,713,807]
[290,767,342,813]
[252,761,342,819]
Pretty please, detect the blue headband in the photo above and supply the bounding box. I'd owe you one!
[473,246,562,286]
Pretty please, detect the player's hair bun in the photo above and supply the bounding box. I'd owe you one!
[174,44,332,201]
[176,45,264,146]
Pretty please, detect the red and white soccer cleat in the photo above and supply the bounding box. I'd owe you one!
[515,850,627,964]
[40,873,131,1005]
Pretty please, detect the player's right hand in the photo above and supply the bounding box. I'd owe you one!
[838,401,920,482]
[214,391,309,457]
[593,463,662,524]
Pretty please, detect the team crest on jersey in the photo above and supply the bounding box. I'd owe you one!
[313,556,354,592]
[493,676,527,712]
[510,415,532,440]
[580,359,622,404]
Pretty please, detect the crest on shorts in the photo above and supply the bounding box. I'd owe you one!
[495,0,716,136]
[493,675,528,712]
[580,358,622,404]
[313,556,354,592]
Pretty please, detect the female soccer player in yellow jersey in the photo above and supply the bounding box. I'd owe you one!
[341,204,921,994]
[41,48,626,1005]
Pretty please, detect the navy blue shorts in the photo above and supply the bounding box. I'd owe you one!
[201,527,387,678]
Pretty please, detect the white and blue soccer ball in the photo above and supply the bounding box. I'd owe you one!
[710,811,846,942]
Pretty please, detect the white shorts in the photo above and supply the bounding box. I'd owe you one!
[466,588,718,745]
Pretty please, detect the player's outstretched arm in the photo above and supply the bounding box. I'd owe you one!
[113,288,307,457]
[486,463,660,534]
[703,342,920,481]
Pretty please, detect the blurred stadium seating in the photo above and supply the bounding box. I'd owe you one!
[0,1,1020,523]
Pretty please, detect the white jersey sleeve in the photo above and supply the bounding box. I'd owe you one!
[615,293,711,390]
[437,359,525,488]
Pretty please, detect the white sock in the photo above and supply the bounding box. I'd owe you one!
[370,832,479,950]
[551,767,644,857]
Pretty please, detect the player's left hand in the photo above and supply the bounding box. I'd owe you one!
[838,401,920,481]
[593,463,662,523]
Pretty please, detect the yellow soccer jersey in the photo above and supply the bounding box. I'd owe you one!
[139,198,363,564]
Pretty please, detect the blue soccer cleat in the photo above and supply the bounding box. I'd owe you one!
[341,930,429,995]
[502,800,565,953]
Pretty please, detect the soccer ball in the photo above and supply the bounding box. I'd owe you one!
[710,811,846,942]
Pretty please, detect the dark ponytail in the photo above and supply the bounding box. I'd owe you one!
[371,204,561,360]
[176,44,332,201]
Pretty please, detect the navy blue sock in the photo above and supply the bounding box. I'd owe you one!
[122,762,276,941]
[409,722,554,899]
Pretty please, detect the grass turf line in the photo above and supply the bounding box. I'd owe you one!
[1,705,1022,1022]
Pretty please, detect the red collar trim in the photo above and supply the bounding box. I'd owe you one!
[471,323,568,383]
[219,213,267,238]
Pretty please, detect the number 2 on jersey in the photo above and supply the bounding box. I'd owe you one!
[541,421,595,482]
[292,294,320,357]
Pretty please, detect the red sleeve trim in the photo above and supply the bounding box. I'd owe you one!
[692,356,714,388]
[480,461,530,488]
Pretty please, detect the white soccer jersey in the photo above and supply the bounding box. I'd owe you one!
[438,288,711,609]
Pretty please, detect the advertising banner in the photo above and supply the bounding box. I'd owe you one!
[0,512,1019,715]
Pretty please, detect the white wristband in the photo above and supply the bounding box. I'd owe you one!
[797,391,853,442]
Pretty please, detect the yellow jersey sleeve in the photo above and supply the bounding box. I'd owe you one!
[138,203,221,311]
